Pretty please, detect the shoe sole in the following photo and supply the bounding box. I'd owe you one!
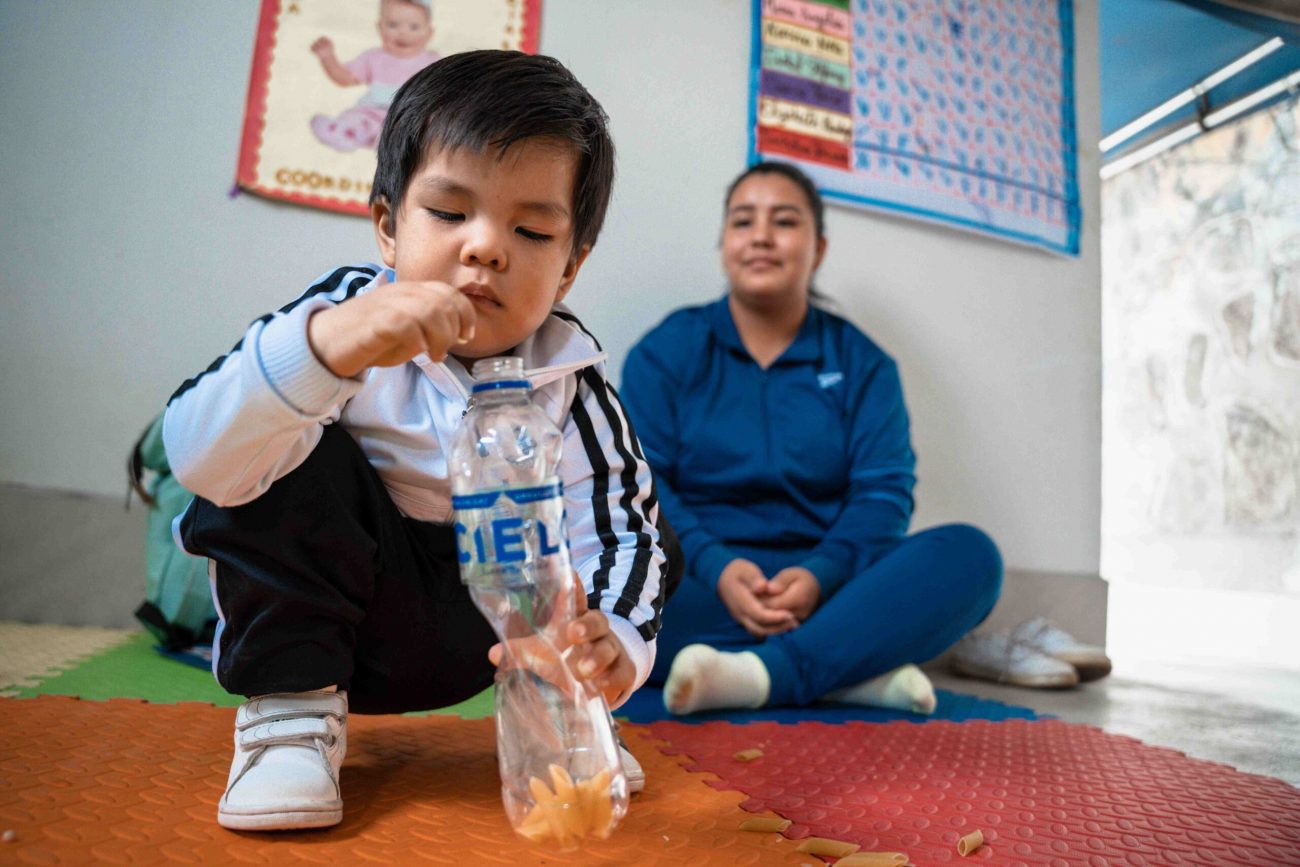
[1049,652,1112,682]
[218,804,343,831]
[950,656,1078,689]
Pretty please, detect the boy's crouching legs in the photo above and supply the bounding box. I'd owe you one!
[219,690,348,831]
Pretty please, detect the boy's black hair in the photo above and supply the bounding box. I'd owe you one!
[371,50,615,255]
[724,160,826,240]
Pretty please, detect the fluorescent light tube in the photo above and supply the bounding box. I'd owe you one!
[1100,38,1284,152]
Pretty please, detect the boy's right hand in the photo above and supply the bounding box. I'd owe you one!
[307,279,476,378]
[717,558,798,638]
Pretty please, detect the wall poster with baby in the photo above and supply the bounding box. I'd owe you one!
[236,0,541,216]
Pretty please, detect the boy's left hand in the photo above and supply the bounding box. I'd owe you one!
[486,576,635,707]
[564,586,636,707]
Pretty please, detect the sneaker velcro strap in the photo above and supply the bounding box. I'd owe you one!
[236,692,347,729]
[239,716,336,749]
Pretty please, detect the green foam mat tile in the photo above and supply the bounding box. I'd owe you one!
[13,631,239,705]
[13,630,498,718]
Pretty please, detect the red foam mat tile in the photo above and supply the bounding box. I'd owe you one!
[0,696,815,865]
[647,719,1300,866]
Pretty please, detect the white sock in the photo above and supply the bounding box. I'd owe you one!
[663,644,770,715]
[824,664,937,715]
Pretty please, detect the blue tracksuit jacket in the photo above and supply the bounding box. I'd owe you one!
[621,296,917,598]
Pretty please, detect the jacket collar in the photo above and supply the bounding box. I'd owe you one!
[361,267,605,401]
[708,294,823,365]
[410,301,607,399]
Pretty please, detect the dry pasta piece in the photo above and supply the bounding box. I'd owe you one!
[738,816,792,832]
[516,766,617,848]
[795,837,861,858]
[549,763,578,803]
[733,748,764,762]
[957,829,985,856]
[835,853,909,866]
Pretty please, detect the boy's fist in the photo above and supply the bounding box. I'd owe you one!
[486,575,635,708]
[564,588,635,707]
[307,279,476,378]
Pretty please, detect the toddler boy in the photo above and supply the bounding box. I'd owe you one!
[164,50,679,831]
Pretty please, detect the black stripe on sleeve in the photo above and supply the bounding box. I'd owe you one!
[568,383,619,604]
[604,378,671,641]
[167,266,376,405]
[581,370,657,625]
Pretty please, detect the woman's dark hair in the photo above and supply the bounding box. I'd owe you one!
[370,50,615,255]
[723,160,826,239]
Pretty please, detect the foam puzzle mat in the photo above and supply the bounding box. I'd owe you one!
[4,695,1298,865]
[648,718,1300,865]
[620,685,1043,725]
[0,696,808,865]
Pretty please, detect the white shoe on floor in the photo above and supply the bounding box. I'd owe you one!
[949,631,1079,689]
[1012,617,1113,682]
[613,722,644,795]
[218,690,348,831]
[619,740,645,794]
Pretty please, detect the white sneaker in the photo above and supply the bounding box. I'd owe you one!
[218,690,348,831]
[949,631,1079,689]
[1012,617,1113,682]
[616,726,645,794]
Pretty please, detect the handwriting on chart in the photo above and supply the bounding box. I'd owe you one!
[756,0,855,169]
[752,0,1078,250]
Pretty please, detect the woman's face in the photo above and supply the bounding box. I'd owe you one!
[721,172,826,307]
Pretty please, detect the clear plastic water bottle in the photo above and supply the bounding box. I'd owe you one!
[449,356,628,848]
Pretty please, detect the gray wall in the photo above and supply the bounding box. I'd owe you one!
[0,1,1102,577]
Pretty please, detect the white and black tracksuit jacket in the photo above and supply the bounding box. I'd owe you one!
[164,264,670,702]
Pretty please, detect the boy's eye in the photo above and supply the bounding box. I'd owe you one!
[427,209,463,223]
[516,227,553,243]
[730,219,752,229]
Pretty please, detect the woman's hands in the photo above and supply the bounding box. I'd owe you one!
[717,560,821,637]
[766,566,821,622]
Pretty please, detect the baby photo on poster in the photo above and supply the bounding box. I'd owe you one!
[237,0,540,215]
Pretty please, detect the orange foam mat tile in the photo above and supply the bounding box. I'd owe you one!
[0,696,808,865]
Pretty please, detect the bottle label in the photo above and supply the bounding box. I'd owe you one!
[452,482,569,585]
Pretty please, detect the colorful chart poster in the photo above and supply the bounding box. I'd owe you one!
[750,0,1080,255]
[237,0,541,216]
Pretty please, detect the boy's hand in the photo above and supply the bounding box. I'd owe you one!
[485,576,635,707]
[717,558,798,638]
[307,279,476,378]
[763,566,820,623]
[564,587,635,707]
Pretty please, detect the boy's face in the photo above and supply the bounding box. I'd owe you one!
[378,1,433,58]
[373,138,590,360]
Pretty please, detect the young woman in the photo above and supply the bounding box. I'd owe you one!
[621,162,1002,715]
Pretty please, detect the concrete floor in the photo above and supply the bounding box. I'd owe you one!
[3,483,1299,787]
[927,663,1300,787]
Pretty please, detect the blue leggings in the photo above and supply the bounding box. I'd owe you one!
[647,523,1002,707]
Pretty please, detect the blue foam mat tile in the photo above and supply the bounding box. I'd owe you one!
[617,686,1044,724]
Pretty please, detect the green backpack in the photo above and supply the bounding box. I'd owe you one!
[127,415,218,651]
